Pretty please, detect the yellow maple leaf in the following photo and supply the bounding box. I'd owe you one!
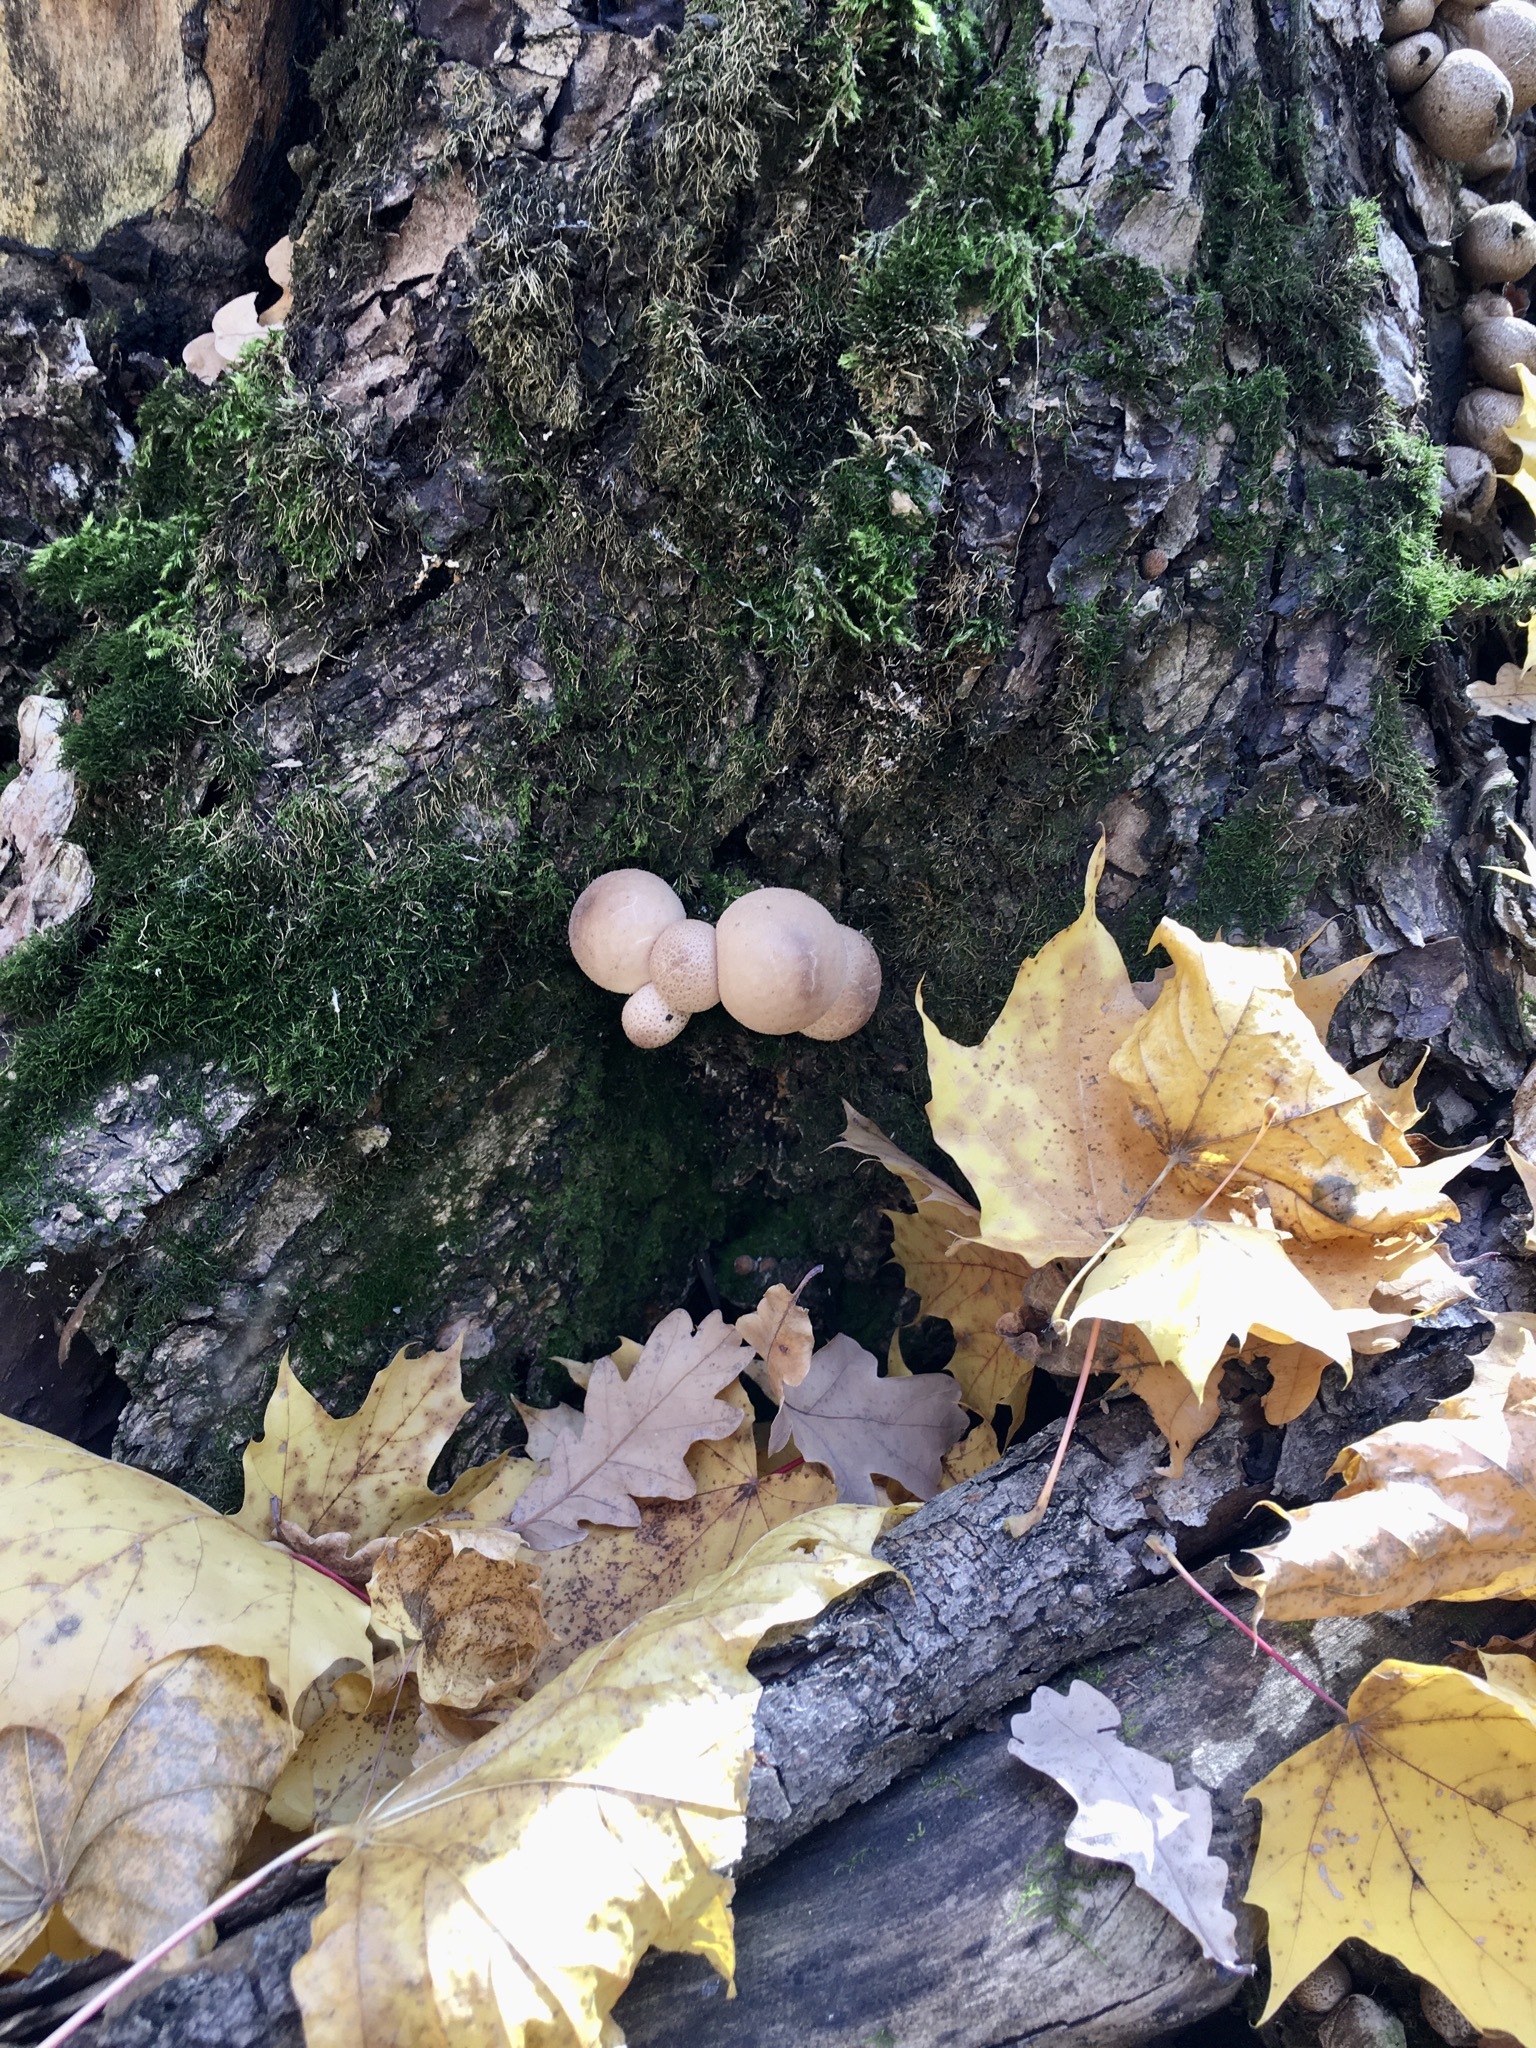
[921,838,1170,1264]
[290,1509,889,2048]
[0,1416,370,1753]
[1065,1215,1352,1403]
[940,1420,1002,1486]
[1285,948,1375,1039]
[266,1676,421,1836]
[1115,1360,1224,1476]
[1247,1660,1536,2039]
[1502,362,1536,521]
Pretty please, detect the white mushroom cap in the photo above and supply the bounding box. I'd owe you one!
[182,332,225,385]
[1466,0,1536,113]
[1453,385,1525,469]
[1382,0,1436,33]
[621,983,689,1048]
[1467,312,1536,387]
[568,869,685,992]
[266,236,294,289]
[1385,29,1444,91]
[716,888,848,1034]
[648,918,720,1012]
[800,929,882,1041]
[1404,48,1514,161]
[212,291,263,361]
[1464,131,1520,182]
[1458,198,1536,280]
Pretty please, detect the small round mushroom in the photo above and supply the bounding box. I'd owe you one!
[1318,1993,1405,2048]
[211,291,263,362]
[568,869,686,993]
[620,983,689,1048]
[648,918,720,1013]
[1418,1984,1478,2047]
[1464,129,1520,181]
[1465,0,1536,112]
[1382,0,1436,33]
[1453,384,1525,468]
[1287,1954,1352,2015]
[800,929,882,1041]
[1463,286,1516,325]
[1441,442,1499,523]
[1385,28,1445,89]
[1459,198,1536,280]
[1404,48,1514,160]
[181,331,225,386]
[1467,311,1536,386]
[715,888,849,1034]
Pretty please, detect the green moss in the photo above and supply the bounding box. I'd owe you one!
[790,429,948,648]
[1190,799,1322,942]
[29,513,201,623]
[0,920,82,1023]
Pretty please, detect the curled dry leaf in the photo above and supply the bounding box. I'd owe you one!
[1009,1680,1245,1973]
[1247,1660,1536,2040]
[369,1528,549,1713]
[768,1332,967,1504]
[291,1510,890,2048]
[509,1309,755,1549]
[1236,1313,1536,1619]
[0,1649,290,1971]
[737,1282,816,1400]
[0,1416,370,1750]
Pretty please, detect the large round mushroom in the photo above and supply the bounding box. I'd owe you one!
[716,888,849,1034]
[800,929,882,1041]
[568,869,686,993]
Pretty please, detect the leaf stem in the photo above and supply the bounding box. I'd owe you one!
[35,1829,346,2048]
[1144,1537,1346,1719]
[1005,1318,1100,1538]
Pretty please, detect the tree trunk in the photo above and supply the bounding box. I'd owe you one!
[1,0,1533,2038]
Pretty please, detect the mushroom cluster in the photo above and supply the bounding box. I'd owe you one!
[182,238,294,386]
[568,869,882,1049]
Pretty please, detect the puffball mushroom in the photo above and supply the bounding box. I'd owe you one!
[1463,287,1516,325]
[1385,29,1444,91]
[1465,0,1536,113]
[568,868,685,992]
[716,888,849,1034]
[1453,384,1525,468]
[1464,131,1520,181]
[621,983,689,1048]
[212,291,263,362]
[800,929,882,1041]
[1467,311,1536,386]
[647,918,720,1012]
[1459,199,1536,281]
[182,331,225,386]
[1381,0,1436,32]
[1441,443,1499,524]
[1404,48,1514,159]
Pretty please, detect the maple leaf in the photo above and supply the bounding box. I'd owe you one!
[232,1341,500,1570]
[1247,1659,1536,2038]
[1066,1216,1353,1403]
[509,1309,755,1548]
[736,1283,816,1400]
[1009,1680,1245,1973]
[838,1107,1034,1424]
[369,1528,550,1713]
[266,1676,420,1836]
[0,1649,290,1970]
[532,1390,837,1679]
[1285,949,1375,1039]
[1111,919,1462,1242]
[0,1416,371,1751]
[291,1510,889,2048]
[768,1332,966,1503]
[921,838,1169,1264]
[1502,363,1536,521]
[1236,1315,1536,1619]
[1118,1361,1223,1476]
[940,1419,1002,1487]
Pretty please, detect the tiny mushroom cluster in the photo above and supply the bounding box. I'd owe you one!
[1380,1,1536,520]
[568,869,882,1049]
[182,238,294,386]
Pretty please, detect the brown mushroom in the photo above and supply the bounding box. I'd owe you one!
[1463,287,1516,326]
[800,929,882,1041]
[1459,198,1536,280]
[1382,0,1436,32]
[1404,48,1514,159]
[1467,312,1536,386]
[647,918,720,1012]
[1465,0,1536,112]
[1453,385,1525,468]
[1385,29,1444,89]
[715,888,848,1034]
[1464,130,1520,181]
[1287,1956,1352,2015]
[1441,442,1499,523]
[620,984,689,1049]
[568,869,686,993]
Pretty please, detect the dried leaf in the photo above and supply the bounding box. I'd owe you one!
[737,1283,816,1399]
[834,1103,975,1214]
[1009,1680,1245,1972]
[0,1649,290,1970]
[551,1337,645,1392]
[940,1420,1002,1487]
[922,839,1169,1263]
[517,1399,584,1462]
[510,1309,755,1548]
[0,1416,370,1750]
[1469,662,1536,721]
[1509,1142,1536,1254]
[266,1678,420,1836]
[1247,1659,1536,2038]
[369,1529,549,1712]
[1285,950,1376,1038]
[291,1510,890,2048]
[1236,1314,1536,1619]
[1117,1361,1223,1476]
[768,1332,966,1504]
[532,1390,837,1678]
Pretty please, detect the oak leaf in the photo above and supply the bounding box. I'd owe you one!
[370,1528,550,1712]
[921,838,1169,1264]
[531,1390,837,1679]
[509,1309,755,1548]
[1247,1659,1536,2037]
[290,1509,890,2048]
[1236,1315,1536,1619]
[0,1416,371,1749]
[1009,1680,1245,1972]
[736,1283,816,1400]
[552,1336,644,1390]
[768,1332,967,1504]
[0,1649,290,1970]
[1469,663,1536,721]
